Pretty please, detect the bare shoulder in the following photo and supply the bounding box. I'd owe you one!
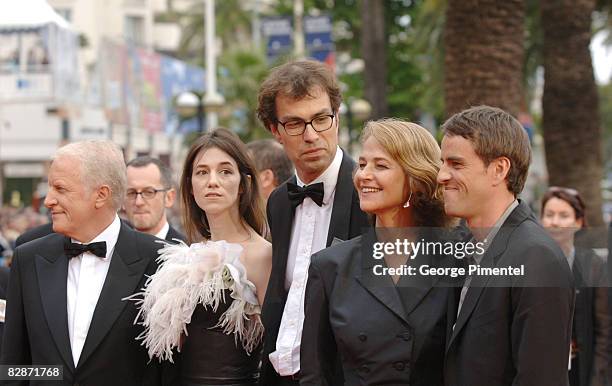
[242,233,272,263]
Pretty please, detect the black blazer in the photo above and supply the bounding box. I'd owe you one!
[300,231,455,386]
[444,201,576,386]
[165,225,186,243]
[572,248,611,386]
[14,222,54,247]
[260,151,370,386]
[0,223,161,386]
[0,266,9,356]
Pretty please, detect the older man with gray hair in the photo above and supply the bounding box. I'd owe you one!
[0,140,161,386]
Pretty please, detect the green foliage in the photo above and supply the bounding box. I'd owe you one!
[269,0,434,123]
[218,49,271,142]
[176,0,253,65]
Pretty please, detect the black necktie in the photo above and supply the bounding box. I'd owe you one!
[64,239,107,259]
[287,182,324,209]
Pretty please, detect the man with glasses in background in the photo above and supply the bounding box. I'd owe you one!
[256,59,369,386]
[125,156,185,242]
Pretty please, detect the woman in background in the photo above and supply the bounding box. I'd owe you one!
[541,186,611,386]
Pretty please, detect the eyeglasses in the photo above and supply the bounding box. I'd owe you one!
[126,188,168,201]
[277,114,335,136]
[547,186,579,197]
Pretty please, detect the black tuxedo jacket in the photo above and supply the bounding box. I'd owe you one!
[572,248,611,386]
[14,222,54,247]
[260,151,370,386]
[1,223,162,386]
[300,232,454,386]
[165,225,186,243]
[0,266,9,356]
[444,201,575,386]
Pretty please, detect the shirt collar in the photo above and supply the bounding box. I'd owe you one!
[295,146,343,205]
[154,221,170,240]
[566,246,575,271]
[72,215,121,260]
[473,199,518,264]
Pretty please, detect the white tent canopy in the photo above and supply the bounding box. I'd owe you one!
[0,0,71,30]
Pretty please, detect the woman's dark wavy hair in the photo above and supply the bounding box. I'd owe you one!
[180,128,267,243]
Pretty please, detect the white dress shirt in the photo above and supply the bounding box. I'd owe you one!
[154,221,169,240]
[269,147,343,376]
[67,215,121,366]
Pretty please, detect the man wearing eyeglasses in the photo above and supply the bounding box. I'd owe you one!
[125,156,185,242]
[256,59,369,386]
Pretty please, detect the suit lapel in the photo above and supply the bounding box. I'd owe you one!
[395,254,436,317]
[269,178,296,301]
[446,202,530,352]
[77,224,149,368]
[326,152,356,246]
[165,225,185,243]
[446,247,498,351]
[354,231,410,324]
[35,234,75,371]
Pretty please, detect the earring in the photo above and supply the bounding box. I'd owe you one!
[403,191,412,208]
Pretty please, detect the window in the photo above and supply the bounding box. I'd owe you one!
[125,15,145,45]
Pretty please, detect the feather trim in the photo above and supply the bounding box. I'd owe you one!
[126,240,263,362]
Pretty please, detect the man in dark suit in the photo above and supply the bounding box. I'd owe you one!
[0,265,9,355]
[256,59,369,385]
[246,139,293,206]
[125,156,185,242]
[1,140,161,386]
[438,105,575,386]
[14,221,53,247]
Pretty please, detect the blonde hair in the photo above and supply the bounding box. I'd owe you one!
[360,119,449,227]
[54,140,127,211]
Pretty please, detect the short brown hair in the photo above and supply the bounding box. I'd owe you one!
[440,105,531,196]
[257,59,342,131]
[246,139,293,185]
[179,128,267,243]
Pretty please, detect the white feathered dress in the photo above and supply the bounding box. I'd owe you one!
[129,239,264,379]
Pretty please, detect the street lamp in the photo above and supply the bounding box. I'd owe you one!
[203,0,224,130]
[176,91,204,133]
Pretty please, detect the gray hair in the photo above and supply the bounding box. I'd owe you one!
[54,140,127,210]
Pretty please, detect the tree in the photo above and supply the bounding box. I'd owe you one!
[177,0,253,64]
[541,0,605,226]
[444,0,525,117]
[218,48,270,141]
[360,0,389,119]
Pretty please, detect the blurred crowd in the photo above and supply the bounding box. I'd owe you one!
[0,206,49,263]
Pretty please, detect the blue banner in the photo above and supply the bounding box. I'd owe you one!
[304,15,335,68]
[262,16,293,64]
[160,56,206,134]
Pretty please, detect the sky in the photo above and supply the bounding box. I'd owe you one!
[591,30,611,85]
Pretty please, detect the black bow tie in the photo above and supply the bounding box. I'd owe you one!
[64,239,107,259]
[287,182,325,209]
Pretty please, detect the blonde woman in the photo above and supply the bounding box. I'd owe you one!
[300,119,454,386]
